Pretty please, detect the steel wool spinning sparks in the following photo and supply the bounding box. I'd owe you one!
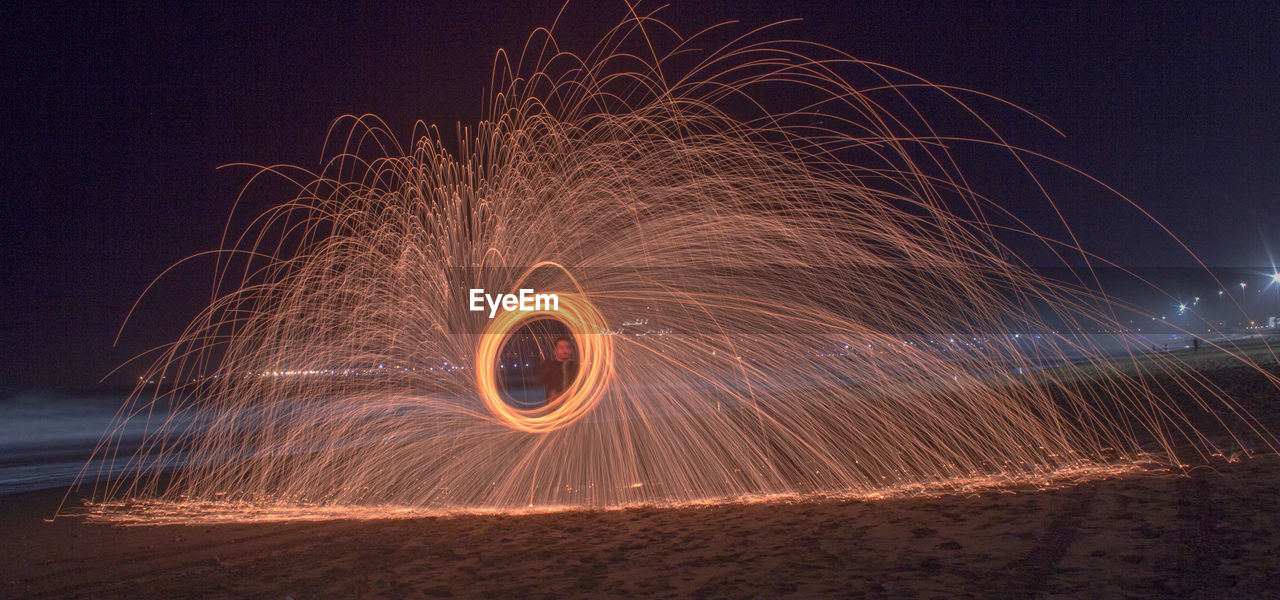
[475,264,613,433]
[85,10,1277,521]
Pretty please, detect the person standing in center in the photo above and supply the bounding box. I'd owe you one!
[538,336,579,404]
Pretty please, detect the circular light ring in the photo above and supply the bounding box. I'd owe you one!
[475,292,614,433]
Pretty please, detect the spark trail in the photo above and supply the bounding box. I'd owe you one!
[84,9,1277,521]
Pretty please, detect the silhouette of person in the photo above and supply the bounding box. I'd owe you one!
[538,337,579,404]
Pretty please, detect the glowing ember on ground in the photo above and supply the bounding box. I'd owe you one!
[84,463,1153,526]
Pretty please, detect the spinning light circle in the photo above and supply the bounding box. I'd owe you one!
[475,291,614,433]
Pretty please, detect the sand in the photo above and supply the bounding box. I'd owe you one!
[4,346,1279,598]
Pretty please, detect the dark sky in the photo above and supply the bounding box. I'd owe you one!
[2,1,1277,390]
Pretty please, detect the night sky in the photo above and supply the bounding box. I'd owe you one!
[3,1,1277,390]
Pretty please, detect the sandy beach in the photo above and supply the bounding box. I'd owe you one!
[4,348,1279,598]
